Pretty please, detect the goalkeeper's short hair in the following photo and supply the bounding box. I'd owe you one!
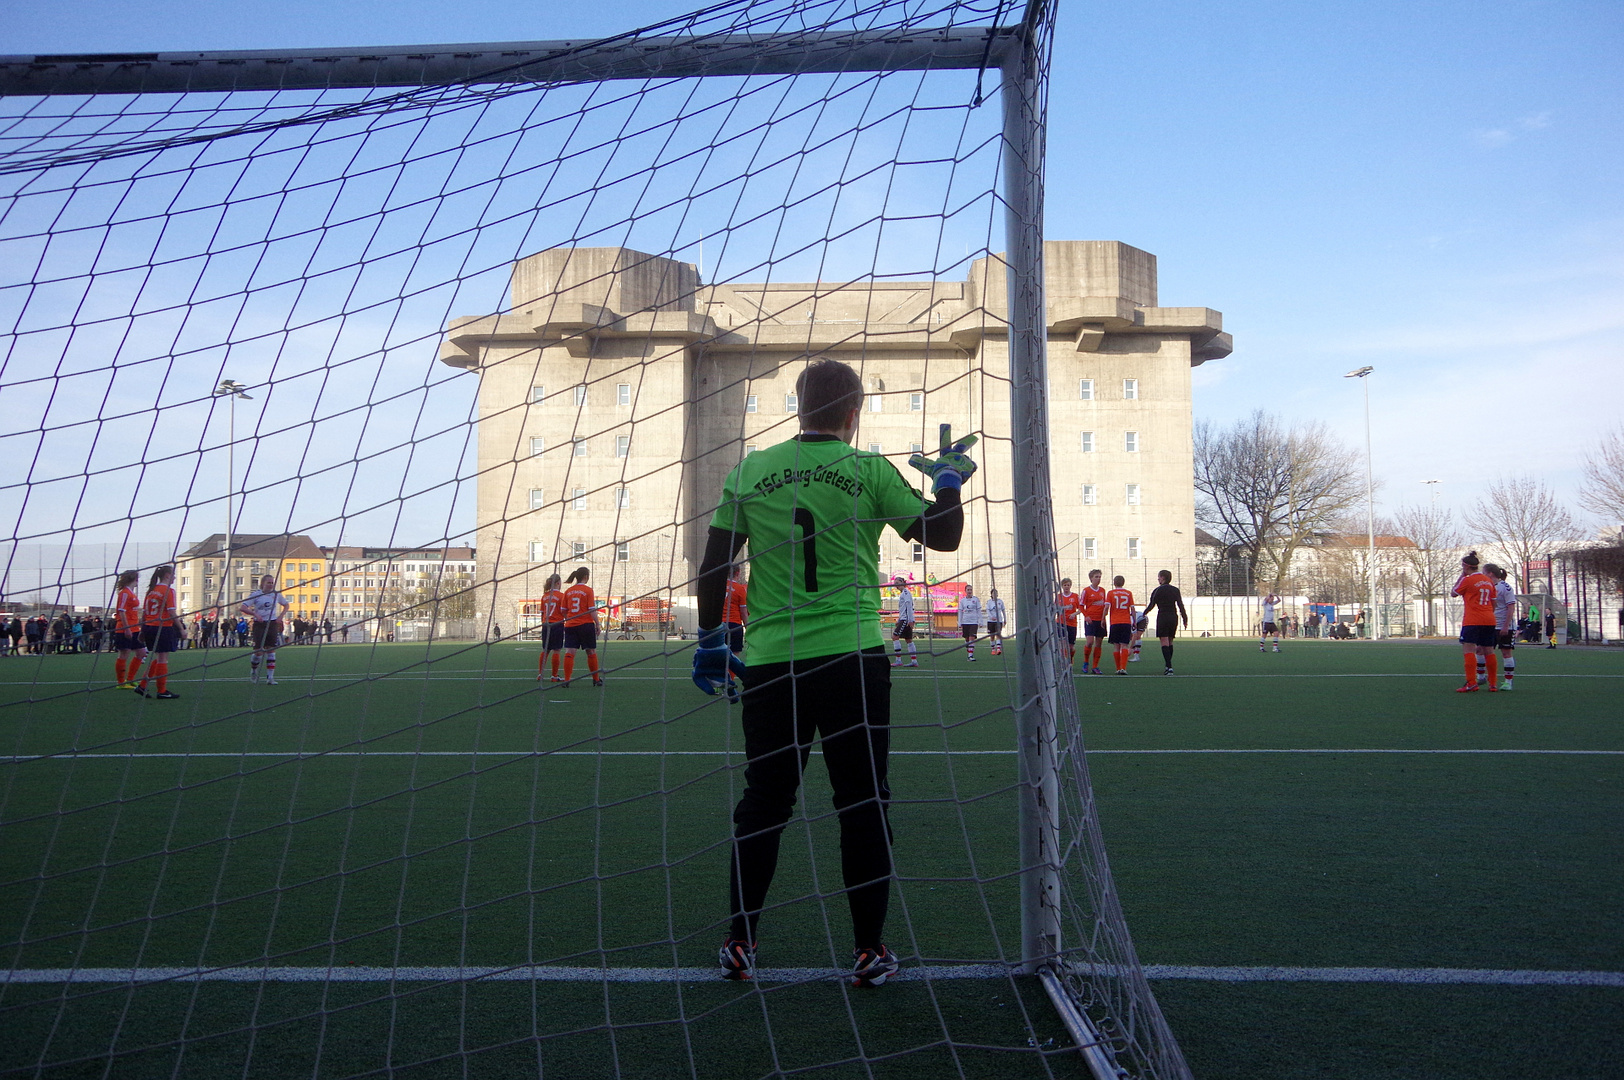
[796,359,862,430]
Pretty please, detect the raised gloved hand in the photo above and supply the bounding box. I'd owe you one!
[907,424,978,493]
[692,627,746,700]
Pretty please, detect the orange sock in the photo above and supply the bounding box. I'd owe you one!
[551,653,560,677]
[587,653,599,676]
[1094,644,1104,668]
[1486,653,1498,687]
[156,661,169,694]
[137,657,152,689]
[564,653,575,681]
[115,657,127,683]
[1463,655,1477,685]
[1115,647,1127,672]
[539,653,546,676]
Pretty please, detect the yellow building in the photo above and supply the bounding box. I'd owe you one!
[175,534,327,618]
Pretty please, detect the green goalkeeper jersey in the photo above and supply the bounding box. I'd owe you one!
[710,434,928,665]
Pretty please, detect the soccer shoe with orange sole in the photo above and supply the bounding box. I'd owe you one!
[1455,683,1479,693]
[851,945,900,987]
[718,939,756,981]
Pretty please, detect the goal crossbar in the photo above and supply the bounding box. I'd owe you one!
[0,27,1020,97]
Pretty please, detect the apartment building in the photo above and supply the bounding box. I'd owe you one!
[175,534,327,617]
[324,546,477,633]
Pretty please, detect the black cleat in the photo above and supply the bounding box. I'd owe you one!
[153,690,180,699]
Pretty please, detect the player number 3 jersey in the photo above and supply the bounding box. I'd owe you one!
[711,435,927,665]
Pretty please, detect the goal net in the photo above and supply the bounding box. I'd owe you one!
[0,0,1190,1076]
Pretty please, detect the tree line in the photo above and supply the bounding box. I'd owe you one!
[1194,413,1624,604]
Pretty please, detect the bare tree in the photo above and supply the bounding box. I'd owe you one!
[1466,475,1579,592]
[1392,502,1462,630]
[1579,426,1624,524]
[1297,515,1413,612]
[1195,411,1367,593]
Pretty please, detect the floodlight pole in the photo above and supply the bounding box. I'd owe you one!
[213,380,253,617]
[1346,367,1377,638]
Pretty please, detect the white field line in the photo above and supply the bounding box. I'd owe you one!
[4,749,1622,762]
[6,672,1622,686]
[4,964,1620,987]
[1142,966,1624,987]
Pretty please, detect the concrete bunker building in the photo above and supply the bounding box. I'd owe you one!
[439,241,1230,632]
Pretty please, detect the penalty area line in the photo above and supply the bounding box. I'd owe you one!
[6,965,1619,987]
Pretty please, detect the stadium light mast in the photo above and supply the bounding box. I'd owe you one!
[1345,367,1377,639]
[212,379,253,616]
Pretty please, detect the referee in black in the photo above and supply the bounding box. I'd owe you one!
[1142,570,1188,675]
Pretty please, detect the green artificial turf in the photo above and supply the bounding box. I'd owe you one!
[2,637,1620,1078]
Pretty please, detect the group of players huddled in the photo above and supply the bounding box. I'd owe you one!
[1055,569,1189,675]
[1452,550,1519,692]
[108,567,297,697]
[532,567,606,688]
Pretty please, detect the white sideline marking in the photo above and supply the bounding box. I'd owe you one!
[5,965,1619,987]
[1143,966,1624,987]
[5,672,1621,687]
[3,964,1006,985]
[4,748,1621,763]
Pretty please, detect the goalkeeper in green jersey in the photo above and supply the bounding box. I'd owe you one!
[693,359,971,986]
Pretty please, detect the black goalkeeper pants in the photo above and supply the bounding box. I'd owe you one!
[728,648,892,950]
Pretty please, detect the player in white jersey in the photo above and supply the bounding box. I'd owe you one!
[1259,593,1282,652]
[1484,564,1518,691]
[240,574,290,684]
[957,585,982,661]
[890,578,919,668]
[985,588,1007,656]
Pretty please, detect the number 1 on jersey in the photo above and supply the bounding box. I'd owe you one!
[793,508,819,592]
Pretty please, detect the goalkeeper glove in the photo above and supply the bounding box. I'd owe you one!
[692,627,746,700]
[907,423,978,493]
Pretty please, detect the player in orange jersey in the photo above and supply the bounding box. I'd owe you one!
[110,569,147,689]
[723,563,749,698]
[560,566,603,688]
[1054,578,1082,668]
[1104,575,1136,674]
[134,564,186,699]
[1451,550,1500,692]
[724,564,749,657]
[537,573,566,684]
[1080,569,1108,675]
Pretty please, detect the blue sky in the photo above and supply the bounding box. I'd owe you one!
[5,0,1621,538]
